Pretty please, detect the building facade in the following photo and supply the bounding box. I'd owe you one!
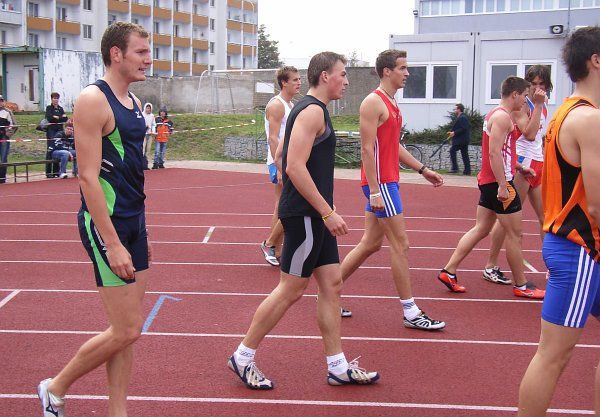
[390,0,600,131]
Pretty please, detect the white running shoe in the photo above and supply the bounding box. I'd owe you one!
[403,311,446,330]
[37,378,65,417]
[327,357,380,386]
[259,241,279,266]
[228,355,274,390]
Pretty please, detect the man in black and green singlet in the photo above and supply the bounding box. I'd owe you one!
[37,22,152,417]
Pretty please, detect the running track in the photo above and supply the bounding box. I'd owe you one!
[0,168,597,416]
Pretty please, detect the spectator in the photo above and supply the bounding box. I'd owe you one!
[0,95,16,184]
[142,102,156,170]
[447,103,471,175]
[49,122,76,179]
[45,92,68,178]
[152,107,173,169]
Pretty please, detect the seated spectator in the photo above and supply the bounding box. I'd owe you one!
[49,123,76,179]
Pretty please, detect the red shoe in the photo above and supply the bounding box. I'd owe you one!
[513,282,545,299]
[438,270,466,293]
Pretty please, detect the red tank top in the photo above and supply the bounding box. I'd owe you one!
[360,90,401,186]
[477,106,518,186]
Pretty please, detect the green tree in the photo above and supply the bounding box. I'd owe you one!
[347,51,359,67]
[258,24,283,69]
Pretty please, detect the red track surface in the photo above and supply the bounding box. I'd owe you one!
[0,168,598,416]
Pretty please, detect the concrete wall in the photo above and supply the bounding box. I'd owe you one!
[4,52,38,111]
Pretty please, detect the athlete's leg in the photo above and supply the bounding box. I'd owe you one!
[378,214,412,299]
[313,263,343,355]
[485,220,505,269]
[444,205,497,274]
[496,211,526,286]
[340,211,383,282]
[242,272,308,349]
[528,185,545,241]
[517,320,582,417]
[265,182,283,254]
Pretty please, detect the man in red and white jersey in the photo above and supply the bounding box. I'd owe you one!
[483,65,552,285]
[339,50,446,330]
[438,76,545,299]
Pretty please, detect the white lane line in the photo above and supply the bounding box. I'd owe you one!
[523,259,540,273]
[0,290,20,309]
[0,260,547,274]
[202,226,216,243]
[0,239,543,253]
[0,394,591,414]
[0,288,543,304]
[0,329,598,350]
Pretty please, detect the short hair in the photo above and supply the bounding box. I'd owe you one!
[101,22,149,67]
[562,26,600,83]
[525,64,553,93]
[50,92,60,99]
[276,66,299,89]
[501,76,529,98]
[307,52,347,88]
[456,103,465,112]
[375,49,407,78]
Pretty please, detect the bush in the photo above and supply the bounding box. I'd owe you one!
[407,107,484,145]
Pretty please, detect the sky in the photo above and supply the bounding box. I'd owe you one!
[257,0,416,68]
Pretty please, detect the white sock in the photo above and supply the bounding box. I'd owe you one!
[234,342,256,367]
[326,352,348,375]
[401,297,421,320]
[49,390,64,407]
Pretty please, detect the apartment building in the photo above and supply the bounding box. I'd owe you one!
[389,0,600,131]
[0,0,258,75]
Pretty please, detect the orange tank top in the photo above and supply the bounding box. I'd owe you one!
[543,96,600,262]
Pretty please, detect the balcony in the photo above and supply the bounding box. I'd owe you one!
[192,38,208,50]
[242,22,256,33]
[192,13,208,26]
[0,9,21,25]
[173,11,190,23]
[153,33,171,45]
[108,0,129,13]
[153,6,171,20]
[242,45,253,56]
[173,36,190,47]
[192,63,208,74]
[56,19,80,35]
[58,0,81,5]
[153,59,171,71]
[131,3,151,16]
[27,16,53,31]
[226,19,242,31]
[173,61,190,73]
[227,0,258,11]
[227,43,241,54]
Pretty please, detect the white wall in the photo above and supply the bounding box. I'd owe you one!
[5,52,38,110]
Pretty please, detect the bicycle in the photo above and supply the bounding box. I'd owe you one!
[399,131,423,171]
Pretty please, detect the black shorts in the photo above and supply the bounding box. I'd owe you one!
[78,209,149,287]
[478,181,522,214]
[280,216,340,278]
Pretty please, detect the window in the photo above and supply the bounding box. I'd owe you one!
[108,14,116,26]
[174,0,180,11]
[28,32,38,47]
[83,24,92,39]
[0,30,5,45]
[210,18,215,30]
[486,61,556,104]
[153,21,159,33]
[243,57,247,69]
[209,41,214,54]
[193,51,198,63]
[154,47,159,59]
[173,50,179,61]
[83,0,91,10]
[56,7,67,20]
[27,2,38,17]
[56,36,67,50]
[132,17,139,24]
[210,0,215,6]
[173,24,179,37]
[193,4,198,14]
[227,55,231,67]
[154,0,160,6]
[209,64,214,71]
[400,62,461,102]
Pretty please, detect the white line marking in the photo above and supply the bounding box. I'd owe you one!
[0,288,543,304]
[202,226,216,243]
[523,259,540,273]
[0,329,597,349]
[0,260,546,274]
[0,290,20,309]
[0,393,591,414]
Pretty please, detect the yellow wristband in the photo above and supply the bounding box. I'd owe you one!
[322,209,335,222]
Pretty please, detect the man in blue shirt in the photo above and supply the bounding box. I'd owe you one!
[448,103,471,175]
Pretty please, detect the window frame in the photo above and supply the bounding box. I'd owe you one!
[485,59,557,104]
[398,61,462,104]
[83,0,92,11]
[83,24,92,39]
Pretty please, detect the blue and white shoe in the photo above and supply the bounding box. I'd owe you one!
[37,378,65,417]
[228,355,274,390]
[327,357,380,386]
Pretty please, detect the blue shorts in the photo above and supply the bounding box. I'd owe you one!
[78,209,149,287]
[268,163,277,184]
[542,233,600,328]
[362,182,404,218]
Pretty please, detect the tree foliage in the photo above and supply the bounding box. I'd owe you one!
[258,24,283,69]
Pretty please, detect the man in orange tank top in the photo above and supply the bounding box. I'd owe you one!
[518,26,600,417]
[339,50,446,330]
[437,76,545,299]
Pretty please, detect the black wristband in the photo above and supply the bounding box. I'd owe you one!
[418,165,427,175]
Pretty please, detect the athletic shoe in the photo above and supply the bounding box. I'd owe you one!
[158,163,165,169]
[37,378,65,417]
[437,269,466,293]
[340,307,352,318]
[513,282,545,299]
[403,311,446,330]
[59,173,68,179]
[228,355,273,390]
[260,241,279,266]
[483,266,512,285]
[327,357,380,386]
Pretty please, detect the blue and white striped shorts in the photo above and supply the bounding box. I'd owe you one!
[362,182,404,218]
[542,233,600,328]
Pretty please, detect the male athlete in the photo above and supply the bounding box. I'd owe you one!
[339,49,446,330]
[37,22,152,417]
[229,52,379,390]
[260,66,301,266]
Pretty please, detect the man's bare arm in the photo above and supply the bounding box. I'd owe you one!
[266,100,285,166]
[488,112,512,193]
[359,94,384,208]
[576,109,600,226]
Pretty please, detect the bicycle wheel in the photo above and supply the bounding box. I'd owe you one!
[400,144,423,171]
